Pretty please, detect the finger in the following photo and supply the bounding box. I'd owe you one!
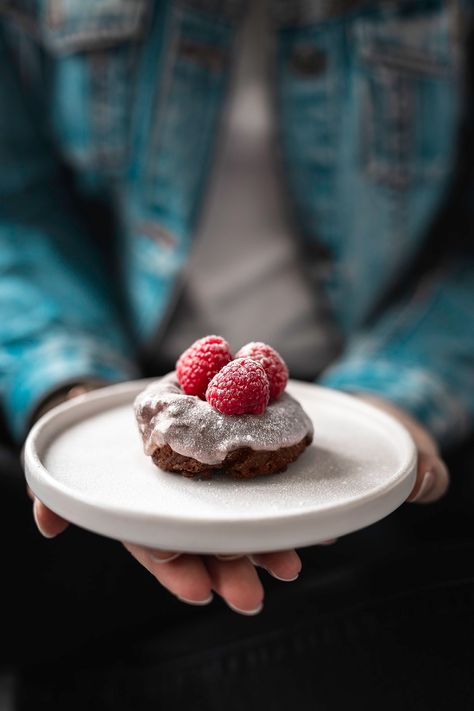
[205,555,264,615]
[123,543,213,604]
[407,452,450,504]
[249,549,302,582]
[33,499,69,538]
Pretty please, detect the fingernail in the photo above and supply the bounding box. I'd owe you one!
[32,502,57,539]
[267,571,299,582]
[248,555,270,573]
[177,593,214,606]
[409,471,435,503]
[248,556,299,582]
[227,601,263,616]
[215,554,243,560]
[150,552,181,564]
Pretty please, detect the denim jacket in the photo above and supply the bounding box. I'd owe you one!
[0,0,473,445]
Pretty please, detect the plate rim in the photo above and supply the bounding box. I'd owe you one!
[24,377,418,529]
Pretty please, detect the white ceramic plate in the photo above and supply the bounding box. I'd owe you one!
[24,379,417,554]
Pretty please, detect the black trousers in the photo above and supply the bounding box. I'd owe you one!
[2,438,474,711]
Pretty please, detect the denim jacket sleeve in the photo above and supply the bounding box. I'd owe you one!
[320,254,474,450]
[0,32,137,441]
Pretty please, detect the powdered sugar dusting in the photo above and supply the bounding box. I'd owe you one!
[134,373,314,465]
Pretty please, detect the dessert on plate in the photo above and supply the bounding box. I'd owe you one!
[134,336,313,479]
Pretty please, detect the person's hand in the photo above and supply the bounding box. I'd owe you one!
[27,381,302,614]
[30,494,302,615]
[354,394,450,504]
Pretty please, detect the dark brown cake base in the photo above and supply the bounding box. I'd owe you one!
[151,435,312,479]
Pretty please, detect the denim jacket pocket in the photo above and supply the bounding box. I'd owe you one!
[352,2,462,189]
[1,0,149,178]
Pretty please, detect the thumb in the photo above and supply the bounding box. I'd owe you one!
[407,451,450,504]
[33,498,69,538]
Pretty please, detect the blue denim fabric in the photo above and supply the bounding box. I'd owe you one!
[0,0,473,444]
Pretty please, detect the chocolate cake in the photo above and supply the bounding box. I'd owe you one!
[134,372,313,479]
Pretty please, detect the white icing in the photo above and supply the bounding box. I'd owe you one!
[134,372,314,465]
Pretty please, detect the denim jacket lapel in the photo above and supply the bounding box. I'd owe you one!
[123,0,242,339]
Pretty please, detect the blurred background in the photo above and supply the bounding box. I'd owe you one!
[1,0,474,708]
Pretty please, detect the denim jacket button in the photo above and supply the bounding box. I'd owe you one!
[290,46,327,77]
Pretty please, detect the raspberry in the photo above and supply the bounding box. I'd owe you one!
[235,342,288,400]
[206,358,270,415]
[176,335,232,399]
